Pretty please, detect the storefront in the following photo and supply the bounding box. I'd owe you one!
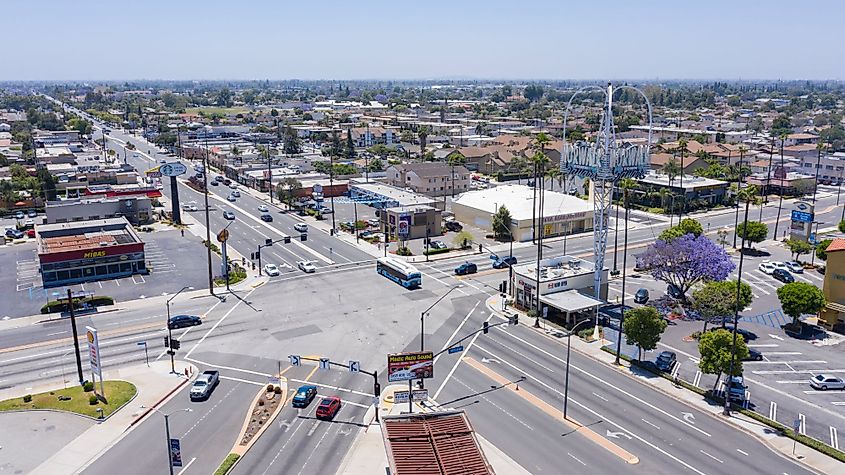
[37,217,146,288]
[509,255,607,312]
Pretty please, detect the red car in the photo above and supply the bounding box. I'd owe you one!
[315,396,341,419]
[26,229,35,238]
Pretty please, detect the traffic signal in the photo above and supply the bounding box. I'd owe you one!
[265,238,273,246]
[508,314,519,326]
[171,339,181,350]
[483,321,489,334]
[283,236,291,244]
[501,280,507,293]
[250,252,256,260]
[163,336,170,348]
[301,233,307,241]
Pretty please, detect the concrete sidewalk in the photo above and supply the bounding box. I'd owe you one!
[484,295,844,475]
[27,360,195,475]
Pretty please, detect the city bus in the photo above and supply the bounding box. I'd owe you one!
[376,257,422,288]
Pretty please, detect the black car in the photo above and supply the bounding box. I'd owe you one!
[260,213,273,222]
[492,256,517,269]
[444,221,463,232]
[772,269,794,283]
[454,262,478,275]
[168,314,202,330]
[723,324,756,341]
[743,348,763,361]
[655,351,677,372]
[634,288,649,304]
[209,180,219,186]
[291,385,318,408]
[666,283,684,300]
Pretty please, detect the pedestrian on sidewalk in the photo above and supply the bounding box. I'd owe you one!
[181,228,185,237]
[184,368,189,378]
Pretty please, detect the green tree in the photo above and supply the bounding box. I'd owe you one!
[770,114,792,137]
[662,158,681,185]
[452,230,474,249]
[283,126,302,155]
[692,280,753,332]
[491,205,513,241]
[839,219,845,233]
[275,177,302,209]
[698,328,749,391]
[784,238,813,262]
[736,220,768,248]
[816,239,833,261]
[523,84,545,102]
[777,282,826,326]
[345,129,356,159]
[622,306,667,360]
[367,157,384,172]
[659,218,704,241]
[37,169,57,201]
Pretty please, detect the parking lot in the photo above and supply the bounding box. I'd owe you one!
[1,228,219,318]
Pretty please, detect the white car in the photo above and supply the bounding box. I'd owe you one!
[783,261,804,274]
[181,203,198,212]
[231,190,241,198]
[757,262,776,275]
[229,183,238,189]
[258,204,269,213]
[771,261,788,272]
[294,223,308,233]
[809,374,845,391]
[264,264,280,276]
[297,260,316,273]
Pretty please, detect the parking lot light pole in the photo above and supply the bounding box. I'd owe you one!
[564,319,593,419]
[165,286,193,374]
[152,407,191,475]
[724,197,751,417]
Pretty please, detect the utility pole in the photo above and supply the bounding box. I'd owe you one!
[329,154,336,233]
[733,147,745,249]
[773,136,785,240]
[203,134,214,296]
[66,289,84,385]
[725,195,751,416]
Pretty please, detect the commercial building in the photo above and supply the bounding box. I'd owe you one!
[626,171,730,211]
[45,195,153,225]
[36,217,146,288]
[386,162,471,197]
[745,169,815,195]
[509,254,607,318]
[452,184,593,242]
[349,182,442,210]
[819,238,845,333]
[381,205,442,241]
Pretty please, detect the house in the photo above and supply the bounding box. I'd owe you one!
[784,133,818,147]
[649,152,708,174]
[385,162,470,197]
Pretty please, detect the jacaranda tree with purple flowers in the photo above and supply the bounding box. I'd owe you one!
[639,234,735,299]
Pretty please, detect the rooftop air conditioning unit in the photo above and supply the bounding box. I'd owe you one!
[568,259,580,269]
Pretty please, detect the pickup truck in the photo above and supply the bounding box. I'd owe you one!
[190,370,219,401]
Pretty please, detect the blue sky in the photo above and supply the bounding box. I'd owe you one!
[4,0,843,80]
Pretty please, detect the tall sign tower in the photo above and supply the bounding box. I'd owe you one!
[561,84,652,303]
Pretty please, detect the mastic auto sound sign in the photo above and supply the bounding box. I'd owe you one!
[387,351,433,382]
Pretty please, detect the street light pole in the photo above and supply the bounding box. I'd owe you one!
[724,196,751,417]
[153,407,191,475]
[564,319,592,419]
[419,285,462,389]
[66,288,84,385]
[203,134,214,297]
[165,286,193,374]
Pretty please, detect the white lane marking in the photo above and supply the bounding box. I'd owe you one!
[184,288,255,360]
[287,378,371,398]
[497,328,711,437]
[763,352,802,356]
[831,426,840,450]
[699,450,724,464]
[176,457,197,475]
[693,371,702,388]
[769,401,777,421]
[220,375,264,386]
[314,395,369,409]
[567,453,587,466]
[775,380,807,384]
[736,449,749,456]
[641,418,661,430]
[473,344,706,475]
[430,302,481,401]
[453,377,532,430]
[592,392,608,402]
[182,383,242,438]
[748,344,780,348]
[46,331,67,336]
[832,402,845,406]
[187,359,272,379]
[432,310,490,402]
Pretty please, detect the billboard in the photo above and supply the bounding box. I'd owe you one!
[388,351,433,382]
[398,213,411,238]
[86,326,102,379]
[160,162,187,177]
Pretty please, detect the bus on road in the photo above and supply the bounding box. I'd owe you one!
[376,257,421,288]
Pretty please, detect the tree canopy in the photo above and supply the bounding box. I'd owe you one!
[736,220,768,247]
[692,280,753,331]
[776,282,826,326]
[491,205,513,241]
[698,328,749,390]
[622,306,667,360]
[784,238,813,262]
[640,234,735,297]
[659,218,704,241]
[816,239,833,261]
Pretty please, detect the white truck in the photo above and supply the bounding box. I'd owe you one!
[190,370,220,401]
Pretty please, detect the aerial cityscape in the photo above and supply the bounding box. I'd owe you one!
[2,2,845,475]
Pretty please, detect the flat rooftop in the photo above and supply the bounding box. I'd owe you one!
[513,255,596,282]
[637,171,728,190]
[351,183,437,207]
[453,184,592,221]
[37,217,142,254]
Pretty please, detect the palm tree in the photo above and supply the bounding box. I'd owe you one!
[231,145,242,165]
[546,168,562,192]
[773,133,788,240]
[531,133,552,245]
[662,158,681,185]
[658,188,670,213]
[418,126,430,159]
[676,138,688,218]
[733,145,748,248]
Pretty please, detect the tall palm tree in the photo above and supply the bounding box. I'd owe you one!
[531,133,552,246]
[418,126,430,159]
[545,168,562,192]
[662,158,681,185]
[732,145,748,249]
[676,138,688,218]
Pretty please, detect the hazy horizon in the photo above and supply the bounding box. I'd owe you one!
[4,0,843,81]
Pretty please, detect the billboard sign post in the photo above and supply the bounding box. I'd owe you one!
[789,201,814,242]
[387,351,433,383]
[86,326,104,397]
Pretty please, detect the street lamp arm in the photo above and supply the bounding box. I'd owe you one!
[422,285,462,316]
[167,285,193,305]
[566,318,594,337]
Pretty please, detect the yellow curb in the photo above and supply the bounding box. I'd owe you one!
[464,356,639,465]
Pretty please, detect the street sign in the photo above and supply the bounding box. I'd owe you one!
[393,389,428,403]
[791,210,813,223]
[160,162,188,177]
[217,228,229,243]
[349,360,360,373]
[448,345,463,354]
[268,377,280,385]
[313,183,323,194]
[319,358,330,370]
[810,233,817,245]
[793,418,801,432]
[289,355,301,366]
[169,438,183,467]
[388,351,434,382]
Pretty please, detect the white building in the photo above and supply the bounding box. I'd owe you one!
[452,184,593,242]
[510,255,607,319]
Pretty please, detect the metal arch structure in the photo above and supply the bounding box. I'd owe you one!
[560,83,653,304]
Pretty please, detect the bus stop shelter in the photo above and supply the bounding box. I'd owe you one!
[540,289,604,325]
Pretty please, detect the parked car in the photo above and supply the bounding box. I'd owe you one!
[492,256,517,269]
[258,204,269,212]
[260,213,273,222]
[229,183,238,189]
[455,262,478,275]
[294,223,308,233]
[264,264,280,276]
[209,180,219,186]
[292,385,318,408]
[315,396,342,419]
[809,374,845,391]
[223,211,236,220]
[758,261,776,275]
[190,370,220,400]
[634,288,650,304]
[227,194,237,202]
[223,178,232,186]
[231,190,240,198]
[655,351,677,372]
[298,260,316,273]
[14,211,24,219]
[772,268,794,283]
[27,210,37,218]
[743,348,764,361]
[725,376,747,403]
[444,220,463,232]
[26,229,35,238]
[783,261,804,274]
[5,228,24,239]
[319,206,332,214]
[181,203,198,212]
[666,283,684,299]
[367,218,380,227]
[168,314,202,329]
[723,324,756,341]
[429,240,447,250]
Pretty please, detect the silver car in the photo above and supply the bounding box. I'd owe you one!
[783,261,804,274]
[810,374,845,391]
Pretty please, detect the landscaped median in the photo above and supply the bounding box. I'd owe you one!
[213,378,289,475]
[599,346,845,463]
[0,381,136,419]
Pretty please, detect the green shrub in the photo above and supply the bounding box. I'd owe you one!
[88,395,99,405]
[83,381,94,392]
[214,454,240,475]
[22,394,32,403]
[274,386,282,394]
[423,247,450,256]
[266,384,274,392]
[396,247,412,256]
[577,327,594,340]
